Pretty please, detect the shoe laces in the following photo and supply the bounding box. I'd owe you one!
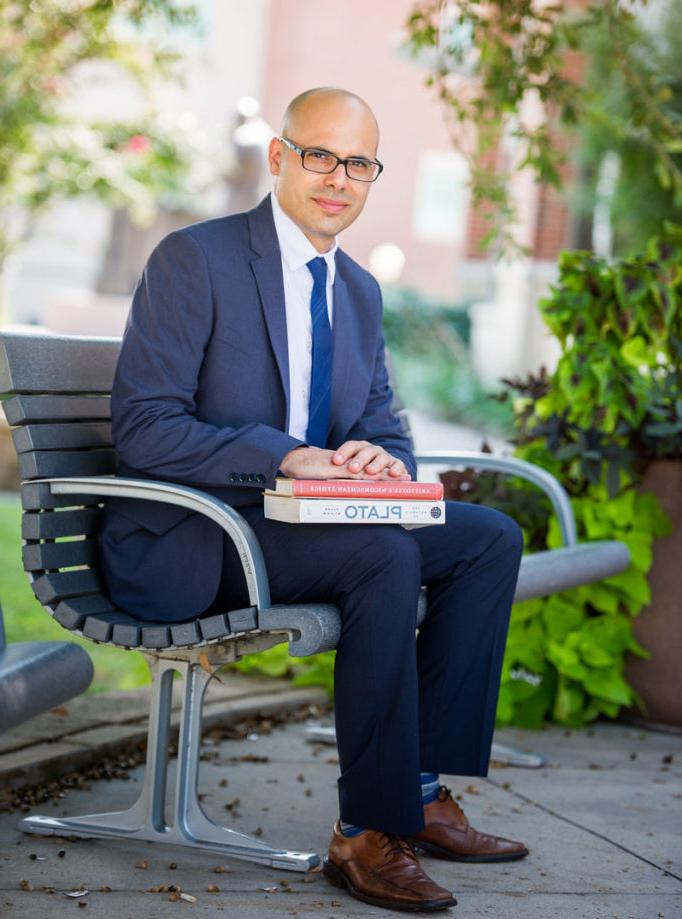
[377,833,415,864]
[438,785,466,815]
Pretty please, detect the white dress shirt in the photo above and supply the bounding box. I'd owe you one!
[270,193,337,442]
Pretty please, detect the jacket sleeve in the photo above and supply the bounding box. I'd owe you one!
[343,285,418,480]
[111,228,304,489]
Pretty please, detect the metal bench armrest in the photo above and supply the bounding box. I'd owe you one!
[34,476,271,609]
[415,451,577,547]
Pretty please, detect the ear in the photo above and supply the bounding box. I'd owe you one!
[268,137,282,176]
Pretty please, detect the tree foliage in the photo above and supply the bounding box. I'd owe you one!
[0,0,199,266]
[573,0,682,253]
[405,0,682,254]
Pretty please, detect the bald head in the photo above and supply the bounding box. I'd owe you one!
[269,86,381,253]
[281,87,379,146]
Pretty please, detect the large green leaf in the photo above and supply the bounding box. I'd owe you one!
[541,596,585,641]
[579,641,614,667]
[547,640,588,680]
[553,678,585,723]
[622,532,653,571]
[582,669,633,705]
[604,566,651,610]
[620,335,652,369]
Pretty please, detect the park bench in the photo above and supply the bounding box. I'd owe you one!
[0,601,93,732]
[0,329,630,870]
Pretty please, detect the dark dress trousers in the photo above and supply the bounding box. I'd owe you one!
[100,194,523,834]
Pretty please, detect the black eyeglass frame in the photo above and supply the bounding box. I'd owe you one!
[278,136,384,183]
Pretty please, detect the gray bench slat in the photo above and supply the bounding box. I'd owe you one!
[23,539,98,572]
[141,625,172,649]
[54,594,117,630]
[199,613,232,642]
[22,508,101,540]
[171,622,202,647]
[86,618,176,649]
[12,422,112,453]
[31,569,102,604]
[228,607,258,632]
[0,332,119,394]
[83,611,139,643]
[21,482,101,511]
[3,394,111,425]
[112,621,141,647]
[18,448,116,479]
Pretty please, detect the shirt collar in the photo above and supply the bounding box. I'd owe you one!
[270,193,337,283]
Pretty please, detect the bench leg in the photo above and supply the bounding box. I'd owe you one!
[305,725,546,769]
[20,655,320,871]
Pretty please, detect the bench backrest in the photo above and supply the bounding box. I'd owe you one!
[0,334,121,639]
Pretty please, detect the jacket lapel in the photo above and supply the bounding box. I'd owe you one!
[247,196,291,430]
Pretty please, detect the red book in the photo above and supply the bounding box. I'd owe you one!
[266,477,443,500]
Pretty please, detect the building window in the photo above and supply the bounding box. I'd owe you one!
[412,150,469,245]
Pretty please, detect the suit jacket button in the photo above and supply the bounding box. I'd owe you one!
[257,474,266,483]
[248,473,258,482]
[229,473,239,483]
[239,473,249,482]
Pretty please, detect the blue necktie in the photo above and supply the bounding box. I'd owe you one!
[305,257,333,448]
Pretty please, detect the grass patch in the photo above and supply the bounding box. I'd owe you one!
[0,495,149,694]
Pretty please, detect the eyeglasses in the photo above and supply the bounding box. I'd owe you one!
[278,136,383,183]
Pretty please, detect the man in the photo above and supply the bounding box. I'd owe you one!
[101,87,527,913]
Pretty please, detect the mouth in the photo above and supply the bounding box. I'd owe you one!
[312,197,349,215]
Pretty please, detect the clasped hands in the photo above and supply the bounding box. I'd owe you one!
[279,440,412,481]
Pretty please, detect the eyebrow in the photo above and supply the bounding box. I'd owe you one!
[306,144,374,161]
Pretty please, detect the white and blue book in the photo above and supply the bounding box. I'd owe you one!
[264,493,445,528]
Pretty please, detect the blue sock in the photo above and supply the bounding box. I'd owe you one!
[339,820,366,837]
[421,771,440,804]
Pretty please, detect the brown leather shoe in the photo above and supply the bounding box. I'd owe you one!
[323,821,457,912]
[407,785,529,863]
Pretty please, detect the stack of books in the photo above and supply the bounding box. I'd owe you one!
[263,477,445,528]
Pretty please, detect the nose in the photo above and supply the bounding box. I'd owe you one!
[324,161,348,190]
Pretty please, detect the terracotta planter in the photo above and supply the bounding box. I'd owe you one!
[624,459,682,727]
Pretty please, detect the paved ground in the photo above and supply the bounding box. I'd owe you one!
[0,673,327,792]
[1,718,680,919]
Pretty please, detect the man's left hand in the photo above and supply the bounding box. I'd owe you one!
[331,441,412,479]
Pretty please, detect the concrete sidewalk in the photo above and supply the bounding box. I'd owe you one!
[1,717,680,918]
[0,672,327,793]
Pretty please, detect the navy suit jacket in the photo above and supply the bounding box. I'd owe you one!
[100,194,416,620]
